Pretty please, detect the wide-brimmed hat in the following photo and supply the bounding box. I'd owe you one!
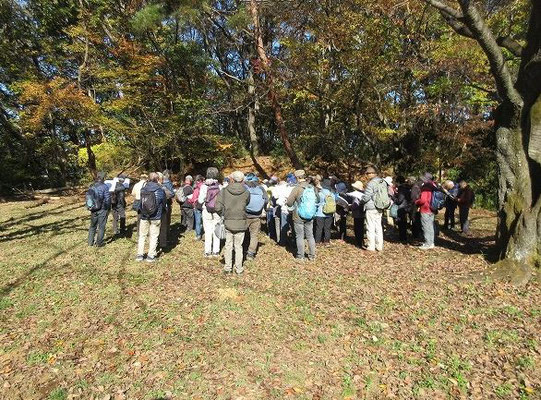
[352,181,364,191]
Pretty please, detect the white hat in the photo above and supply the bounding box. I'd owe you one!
[352,181,364,191]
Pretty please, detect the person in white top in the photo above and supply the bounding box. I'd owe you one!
[198,167,222,257]
[270,173,296,245]
[131,173,148,232]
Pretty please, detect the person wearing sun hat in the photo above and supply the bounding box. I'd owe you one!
[244,172,268,260]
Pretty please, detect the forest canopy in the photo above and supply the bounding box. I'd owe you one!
[0,0,530,209]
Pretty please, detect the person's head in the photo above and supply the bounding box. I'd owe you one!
[140,173,148,181]
[321,178,332,190]
[269,176,279,185]
[231,170,245,183]
[286,173,297,185]
[384,176,393,186]
[364,166,378,180]
[206,167,219,180]
[96,171,106,183]
[443,180,455,190]
[156,171,164,183]
[294,169,306,181]
[352,180,364,191]
[336,182,347,194]
[162,170,170,181]
[148,172,159,183]
[407,176,417,185]
[396,175,406,185]
[245,172,259,183]
[421,172,433,183]
[184,175,193,184]
[195,174,204,183]
[459,179,468,189]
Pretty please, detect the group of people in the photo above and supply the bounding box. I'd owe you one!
[86,166,475,274]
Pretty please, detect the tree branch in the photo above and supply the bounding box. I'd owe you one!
[496,36,524,57]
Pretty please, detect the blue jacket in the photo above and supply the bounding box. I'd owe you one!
[140,181,166,221]
[315,188,335,217]
[93,182,111,211]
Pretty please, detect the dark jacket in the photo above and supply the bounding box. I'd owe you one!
[457,185,475,208]
[112,183,126,208]
[92,182,111,211]
[180,184,194,209]
[162,180,175,207]
[395,184,411,210]
[286,181,318,222]
[140,181,166,221]
[215,182,250,232]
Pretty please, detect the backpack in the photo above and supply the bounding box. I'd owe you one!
[205,183,220,213]
[140,186,158,217]
[246,186,265,214]
[85,185,102,212]
[373,179,392,210]
[322,190,336,215]
[189,184,201,206]
[175,188,187,204]
[430,188,447,212]
[297,185,317,220]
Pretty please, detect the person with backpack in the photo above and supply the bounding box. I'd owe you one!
[361,166,390,252]
[409,176,424,240]
[87,171,111,247]
[286,169,318,261]
[415,172,438,250]
[334,181,350,241]
[158,170,175,250]
[198,167,222,257]
[215,171,250,274]
[244,173,268,260]
[394,176,412,243]
[178,175,195,232]
[271,174,296,245]
[111,175,127,236]
[457,179,475,235]
[314,179,336,244]
[136,172,166,262]
[131,173,148,233]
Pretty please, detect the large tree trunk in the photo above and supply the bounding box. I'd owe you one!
[247,70,270,179]
[84,130,97,179]
[248,0,303,170]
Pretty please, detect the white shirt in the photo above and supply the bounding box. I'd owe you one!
[131,180,146,200]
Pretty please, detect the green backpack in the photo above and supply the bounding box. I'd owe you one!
[322,190,336,215]
[373,179,391,210]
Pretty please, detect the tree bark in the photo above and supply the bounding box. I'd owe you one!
[84,130,97,178]
[247,0,303,169]
[247,69,270,179]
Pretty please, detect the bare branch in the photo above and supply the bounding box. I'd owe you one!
[496,36,524,57]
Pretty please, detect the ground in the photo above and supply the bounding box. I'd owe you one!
[0,197,539,400]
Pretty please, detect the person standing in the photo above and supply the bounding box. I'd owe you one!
[216,171,250,274]
[244,173,268,260]
[179,175,195,232]
[409,176,424,240]
[314,179,336,244]
[286,170,318,261]
[361,166,389,252]
[131,173,148,233]
[136,173,166,262]
[394,176,411,243]
[158,170,175,250]
[87,171,111,247]
[443,180,459,230]
[190,175,205,240]
[198,167,222,257]
[415,172,437,250]
[335,182,349,241]
[271,174,296,245]
[457,179,475,235]
[348,181,365,247]
[111,175,127,236]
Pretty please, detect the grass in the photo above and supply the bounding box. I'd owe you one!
[0,197,540,399]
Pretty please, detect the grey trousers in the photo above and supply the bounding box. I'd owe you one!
[421,212,435,246]
[224,230,245,273]
[293,219,316,260]
[246,218,261,256]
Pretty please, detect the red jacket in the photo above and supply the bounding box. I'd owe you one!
[415,182,436,214]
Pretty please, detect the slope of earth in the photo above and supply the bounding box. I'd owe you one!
[0,197,539,399]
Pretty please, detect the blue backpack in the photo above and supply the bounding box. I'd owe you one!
[85,185,102,212]
[297,185,317,220]
[246,186,265,214]
[430,188,447,212]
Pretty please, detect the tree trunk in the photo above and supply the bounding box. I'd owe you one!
[84,130,97,178]
[248,0,303,170]
[247,70,270,179]
[495,96,541,269]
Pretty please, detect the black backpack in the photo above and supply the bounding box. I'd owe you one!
[140,186,158,217]
[85,185,102,212]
